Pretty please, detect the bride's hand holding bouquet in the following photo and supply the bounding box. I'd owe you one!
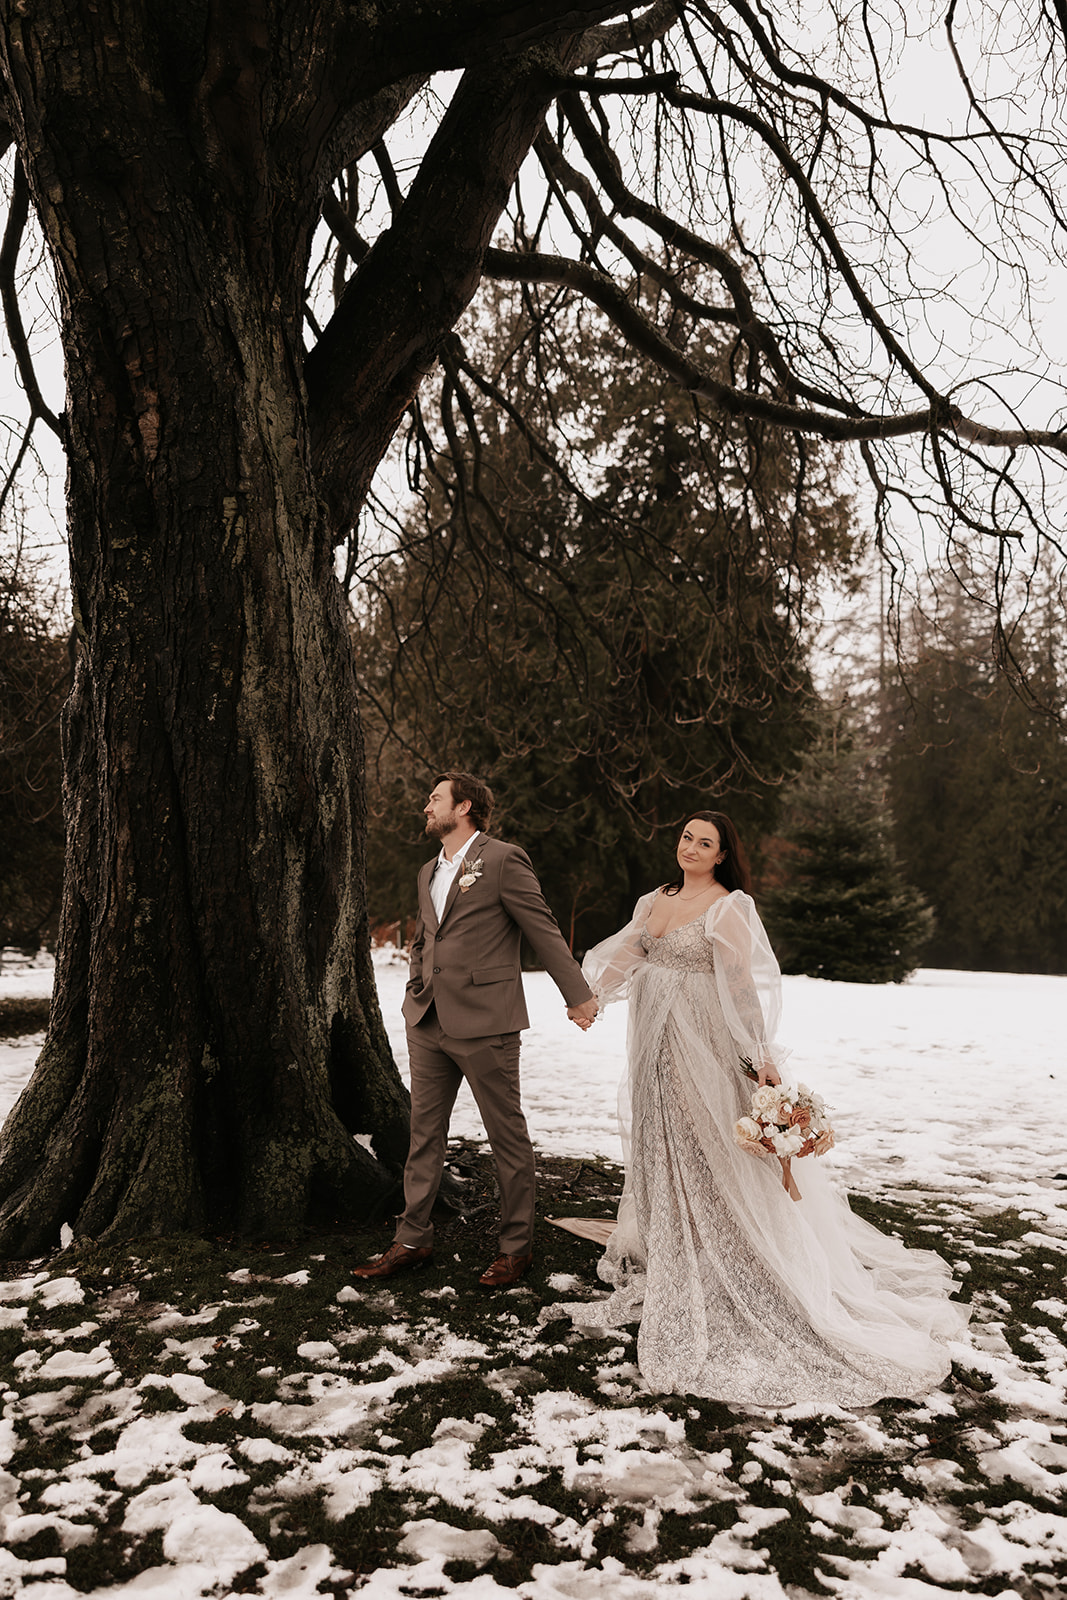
[735,1080,836,1200]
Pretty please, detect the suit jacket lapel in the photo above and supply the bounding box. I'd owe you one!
[438,832,488,928]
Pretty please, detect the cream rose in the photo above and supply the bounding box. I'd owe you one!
[771,1129,805,1158]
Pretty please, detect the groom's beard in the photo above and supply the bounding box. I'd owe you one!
[425,810,461,840]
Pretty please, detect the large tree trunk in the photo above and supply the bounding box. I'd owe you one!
[0,0,613,1254]
[0,7,411,1252]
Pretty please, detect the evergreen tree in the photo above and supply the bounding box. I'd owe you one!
[882,575,1067,973]
[355,286,856,950]
[0,529,67,950]
[765,719,933,983]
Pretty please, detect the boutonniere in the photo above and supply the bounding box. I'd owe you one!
[458,857,484,892]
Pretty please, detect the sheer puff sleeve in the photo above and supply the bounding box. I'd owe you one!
[581,889,659,1005]
[705,892,790,1078]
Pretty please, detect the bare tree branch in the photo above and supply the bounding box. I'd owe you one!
[483,247,1067,456]
[322,190,370,265]
[534,128,857,415]
[0,155,61,440]
[565,88,941,402]
[1050,1,1067,52]
[0,420,34,524]
[372,139,404,217]
[329,0,638,103]
[573,0,681,67]
[308,23,618,523]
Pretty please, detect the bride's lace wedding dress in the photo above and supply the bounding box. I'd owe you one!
[543,890,969,1407]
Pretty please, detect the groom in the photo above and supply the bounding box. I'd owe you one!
[353,772,598,1288]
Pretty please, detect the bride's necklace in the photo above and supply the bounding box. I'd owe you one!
[675,885,716,901]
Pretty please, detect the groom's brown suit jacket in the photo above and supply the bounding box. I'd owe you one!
[402,833,593,1039]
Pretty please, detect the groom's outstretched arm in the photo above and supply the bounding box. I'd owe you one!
[496,844,595,1009]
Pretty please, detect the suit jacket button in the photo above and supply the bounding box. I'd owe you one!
[432,966,441,974]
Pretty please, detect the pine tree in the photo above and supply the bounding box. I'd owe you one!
[765,720,932,983]
[355,282,855,951]
[882,573,1067,974]
[0,531,68,950]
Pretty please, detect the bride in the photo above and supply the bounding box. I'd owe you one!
[544,811,969,1408]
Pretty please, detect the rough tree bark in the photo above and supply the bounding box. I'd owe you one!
[0,0,624,1252]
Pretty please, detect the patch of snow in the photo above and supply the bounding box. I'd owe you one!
[35,1276,84,1309]
[146,1305,220,1333]
[187,1451,250,1493]
[36,1343,114,1382]
[257,1543,353,1597]
[238,1436,294,1466]
[123,1477,266,1571]
[295,1341,339,1363]
[264,1449,380,1521]
[397,1517,502,1566]
[252,1357,457,1440]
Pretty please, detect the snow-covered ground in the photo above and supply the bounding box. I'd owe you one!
[0,947,54,994]
[4,950,1066,1227]
[2,951,1066,1598]
[371,951,1067,1232]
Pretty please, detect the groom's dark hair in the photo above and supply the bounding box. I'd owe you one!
[437,770,494,831]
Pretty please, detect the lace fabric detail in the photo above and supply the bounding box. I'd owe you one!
[543,917,969,1407]
[640,915,716,970]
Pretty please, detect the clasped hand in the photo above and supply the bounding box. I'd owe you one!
[567,997,599,1031]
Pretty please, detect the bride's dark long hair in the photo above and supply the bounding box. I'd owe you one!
[664,811,752,896]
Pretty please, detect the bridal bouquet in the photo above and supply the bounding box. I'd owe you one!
[735,1083,835,1198]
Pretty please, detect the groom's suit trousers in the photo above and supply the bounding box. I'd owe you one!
[396,1011,534,1255]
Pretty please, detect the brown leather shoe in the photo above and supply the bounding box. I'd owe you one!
[351,1241,433,1280]
[478,1251,533,1289]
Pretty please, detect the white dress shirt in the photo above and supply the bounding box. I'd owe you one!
[430,833,479,922]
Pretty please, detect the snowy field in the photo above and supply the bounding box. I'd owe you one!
[1,952,1066,1598]
[371,953,1067,1234]
[5,950,1066,1220]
